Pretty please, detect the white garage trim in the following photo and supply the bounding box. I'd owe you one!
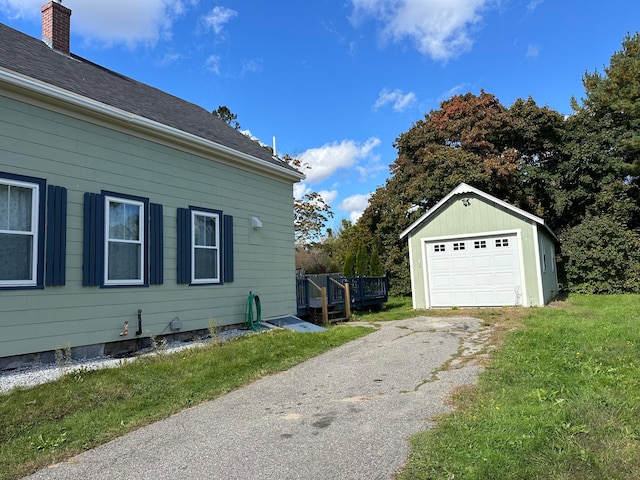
[407,234,418,310]
[420,229,528,308]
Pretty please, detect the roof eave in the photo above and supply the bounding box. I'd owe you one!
[0,66,305,183]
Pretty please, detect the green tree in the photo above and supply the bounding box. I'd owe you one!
[355,244,368,276]
[212,105,241,130]
[563,33,640,232]
[321,219,370,273]
[575,33,640,177]
[369,248,383,276]
[279,155,335,248]
[294,192,334,247]
[343,251,355,277]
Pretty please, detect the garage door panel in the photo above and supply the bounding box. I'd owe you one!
[494,272,516,283]
[471,256,492,268]
[452,274,473,287]
[426,234,521,307]
[493,253,516,268]
[452,256,472,269]
[431,257,451,270]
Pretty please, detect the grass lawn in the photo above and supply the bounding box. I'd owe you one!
[396,294,640,479]
[0,326,372,480]
[3,295,638,480]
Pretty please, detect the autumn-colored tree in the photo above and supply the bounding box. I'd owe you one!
[359,91,567,295]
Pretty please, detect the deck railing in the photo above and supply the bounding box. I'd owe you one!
[296,274,387,318]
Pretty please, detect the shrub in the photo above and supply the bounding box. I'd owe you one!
[560,215,640,293]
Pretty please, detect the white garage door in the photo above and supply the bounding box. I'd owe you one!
[425,234,522,307]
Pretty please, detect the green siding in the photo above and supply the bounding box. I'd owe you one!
[407,193,548,308]
[0,94,297,358]
[537,230,560,303]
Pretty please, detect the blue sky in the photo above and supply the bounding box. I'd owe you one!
[2,1,639,228]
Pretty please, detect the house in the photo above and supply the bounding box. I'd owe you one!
[0,2,304,368]
[400,183,559,309]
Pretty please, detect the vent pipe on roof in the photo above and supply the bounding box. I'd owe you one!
[41,0,72,54]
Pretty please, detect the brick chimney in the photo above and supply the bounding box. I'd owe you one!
[41,1,72,54]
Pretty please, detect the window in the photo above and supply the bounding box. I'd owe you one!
[434,244,445,252]
[496,238,509,248]
[474,240,487,249]
[105,196,144,285]
[453,242,465,251]
[83,191,162,287]
[177,207,234,285]
[0,174,46,288]
[192,210,220,283]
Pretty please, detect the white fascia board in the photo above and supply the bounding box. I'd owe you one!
[400,182,557,240]
[0,67,305,184]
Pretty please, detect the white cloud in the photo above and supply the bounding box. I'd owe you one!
[242,58,263,75]
[350,0,493,61]
[293,182,310,200]
[200,6,238,35]
[298,137,381,184]
[0,0,40,20]
[442,83,467,98]
[526,44,540,58]
[293,184,338,210]
[156,52,185,67]
[1,0,194,48]
[373,88,417,112]
[240,129,259,141]
[205,54,221,74]
[340,193,372,223]
[527,0,544,13]
[318,189,339,205]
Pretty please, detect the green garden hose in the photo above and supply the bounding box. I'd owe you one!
[245,292,262,331]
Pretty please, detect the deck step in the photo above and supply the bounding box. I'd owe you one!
[329,317,348,324]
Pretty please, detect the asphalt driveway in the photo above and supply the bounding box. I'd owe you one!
[25,316,489,480]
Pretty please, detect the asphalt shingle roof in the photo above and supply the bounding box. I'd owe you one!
[0,23,298,174]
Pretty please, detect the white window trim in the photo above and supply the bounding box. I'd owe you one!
[191,210,220,284]
[0,178,39,287]
[104,195,145,286]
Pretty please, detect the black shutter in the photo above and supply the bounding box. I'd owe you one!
[149,203,164,285]
[45,185,67,286]
[176,207,191,284]
[223,214,234,283]
[83,192,104,286]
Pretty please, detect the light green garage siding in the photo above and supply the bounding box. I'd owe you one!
[404,185,558,309]
[537,230,560,304]
[0,94,297,358]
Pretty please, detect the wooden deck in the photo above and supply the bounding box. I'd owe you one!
[296,274,388,321]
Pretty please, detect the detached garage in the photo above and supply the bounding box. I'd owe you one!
[400,183,559,308]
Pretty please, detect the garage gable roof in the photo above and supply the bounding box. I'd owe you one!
[400,183,557,240]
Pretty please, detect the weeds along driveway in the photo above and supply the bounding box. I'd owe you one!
[25,317,489,480]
